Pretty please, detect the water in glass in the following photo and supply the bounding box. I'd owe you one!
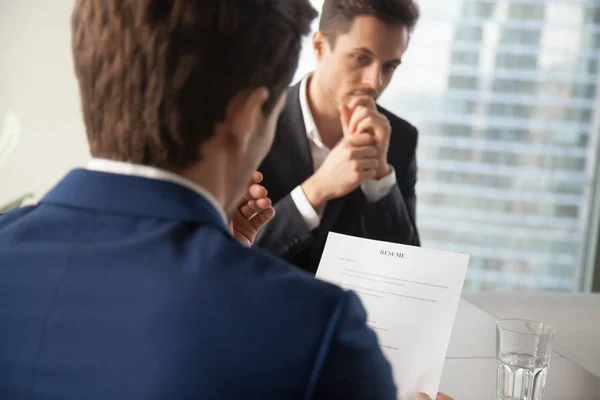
[496,319,554,400]
[497,352,548,400]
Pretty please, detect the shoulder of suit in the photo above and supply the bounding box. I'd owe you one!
[378,105,418,137]
[377,105,418,135]
[210,236,348,301]
[0,206,36,231]
[246,245,346,294]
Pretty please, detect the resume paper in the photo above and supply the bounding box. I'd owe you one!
[315,232,469,400]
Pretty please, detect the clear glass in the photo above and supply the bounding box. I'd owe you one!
[496,319,555,400]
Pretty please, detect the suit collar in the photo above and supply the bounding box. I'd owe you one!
[41,169,230,234]
[279,81,314,183]
[299,74,328,150]
[281,81,352,237]
[86,158,228,225]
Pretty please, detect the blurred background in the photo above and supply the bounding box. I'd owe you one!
[2,0,599,293]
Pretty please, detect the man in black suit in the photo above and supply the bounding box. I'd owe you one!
[256,0,421,274]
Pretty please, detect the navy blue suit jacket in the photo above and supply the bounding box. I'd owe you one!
[256,82,420,274]
[0,169,396,399]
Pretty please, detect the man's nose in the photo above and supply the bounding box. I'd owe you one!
[362,66,383,94]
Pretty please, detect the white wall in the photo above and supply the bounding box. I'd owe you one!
[0,0,327,206]
[0,0,89,206]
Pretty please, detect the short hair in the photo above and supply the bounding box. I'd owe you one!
[318,0,420,46]
[71,0,317,170]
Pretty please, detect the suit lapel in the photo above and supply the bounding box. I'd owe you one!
[278,82,314,186]
[280,82,350,235]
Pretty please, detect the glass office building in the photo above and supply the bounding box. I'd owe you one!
[298,0,600,291]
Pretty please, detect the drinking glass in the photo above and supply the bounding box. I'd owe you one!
[496,319,555,400]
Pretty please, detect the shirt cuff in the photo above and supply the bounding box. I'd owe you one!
[361,165,397,202]
[291,185,321,231]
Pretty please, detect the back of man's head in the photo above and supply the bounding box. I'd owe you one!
[71,0,317,171]
[319,0,420,47]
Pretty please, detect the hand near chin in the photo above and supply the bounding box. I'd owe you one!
[341,94,392,179]
[230,171,275,247]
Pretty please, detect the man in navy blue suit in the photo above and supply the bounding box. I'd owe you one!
[0,1,450,399]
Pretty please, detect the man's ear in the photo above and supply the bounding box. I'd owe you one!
[313,30,328,61]
[224,87,270,150]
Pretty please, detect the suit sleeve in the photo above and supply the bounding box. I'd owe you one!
[360,134,420,247]
[307,291,397,400]
[253,192,315,259]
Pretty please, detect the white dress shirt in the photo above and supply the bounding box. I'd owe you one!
[86,158,228,226]
[290,74,397,231]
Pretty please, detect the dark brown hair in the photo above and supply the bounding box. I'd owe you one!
[319,0,420,46]
[71,0,317,170]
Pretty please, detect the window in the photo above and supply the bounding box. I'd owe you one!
[507,4,545,21]
[450,50,480,66]
[584,7,600,25]
[502,28,541,46]
[461,2,496,19]
[496,54,538,70]
[454,25,484,42]
[448,75,480,90]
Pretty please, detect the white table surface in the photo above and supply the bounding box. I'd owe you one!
[442,296,600,399]
[446,299,562,359]
[445,299,496,358]
[464,292,600,377]
[439,357,600,400]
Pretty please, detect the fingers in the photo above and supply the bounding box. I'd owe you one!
[231,172,273,247]
[413,393,432,400]
[239,196,271,220]
[232,206,276,244]
[348,106,373,135]
[232,230,252,247]
[248,207,275,230]
[244,171,263,197]
[244,183,267,202]
[413,391,454,400]
[356,158,379,172]
[349,145,378,159]
[251,171,263,183]
[351,158,378,182]
[354,114,386,137]
[340,104,352,137]
[346,95,376,112]
[231,206,275,245]
[238,180,271,220]
[358,169,377,181]
[345,132,374,147]
[348,106,390,136]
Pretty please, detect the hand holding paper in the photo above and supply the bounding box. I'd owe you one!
[316,233,469,400]
[414,392,454,400]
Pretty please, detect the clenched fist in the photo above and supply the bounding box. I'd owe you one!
[342,95,392,179]
[301,133,379,210]
[230,171,275,246]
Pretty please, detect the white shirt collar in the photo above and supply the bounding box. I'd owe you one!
[299,74,327,149]
[86,158,228,225]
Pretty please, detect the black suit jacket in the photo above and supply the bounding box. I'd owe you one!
[255,82,420,274]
